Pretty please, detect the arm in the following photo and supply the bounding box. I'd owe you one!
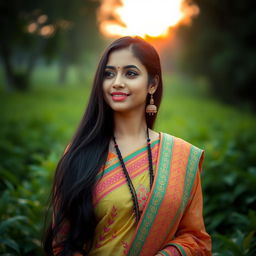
[157,170,212,256]
[156,246,181,256]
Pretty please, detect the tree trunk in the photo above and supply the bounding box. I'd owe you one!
[58,52,69,85]
[26,38,47,78]
[0,41,15,92]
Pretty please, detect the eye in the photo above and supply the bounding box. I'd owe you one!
[126,70,138,78]
[104,70,115,79]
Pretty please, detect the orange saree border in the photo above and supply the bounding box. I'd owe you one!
[127,133,204,256]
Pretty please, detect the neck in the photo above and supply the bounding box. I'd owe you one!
[113,110,147,140]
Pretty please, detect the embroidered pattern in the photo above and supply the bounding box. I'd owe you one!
[91,139,161,255]
[136,184,149,212]
[121,240,129,255]
[95,205,118,248]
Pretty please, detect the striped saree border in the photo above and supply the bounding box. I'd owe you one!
[93,143,159,206]
[160,251,169,256]
[127,134,204,256]
[127,133,174,256]
[180,145,203,212]
[95,139,160,181]
[136,137,191,256]
[160,245,183,256]
[166,243,187,256]
[156,145,203,256]
[162,144,203,239]
[136,136,192,255]
[158,146,203,256]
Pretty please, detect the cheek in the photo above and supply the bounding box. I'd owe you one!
[131,79,148,95]
[103,81,110,95]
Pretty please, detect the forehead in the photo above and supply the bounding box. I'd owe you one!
[106,47,145,69]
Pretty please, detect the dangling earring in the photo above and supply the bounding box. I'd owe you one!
[146,92,157,115]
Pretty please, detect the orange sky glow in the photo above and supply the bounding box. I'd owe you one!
[98,0,199,39]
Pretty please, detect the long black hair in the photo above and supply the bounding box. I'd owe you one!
[42,36,163,256]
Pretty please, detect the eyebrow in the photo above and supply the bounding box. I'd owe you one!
[105,65,140,71]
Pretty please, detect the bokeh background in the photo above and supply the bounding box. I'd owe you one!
[0,0,256,255]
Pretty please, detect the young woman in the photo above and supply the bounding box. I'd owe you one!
[43,36,212,256]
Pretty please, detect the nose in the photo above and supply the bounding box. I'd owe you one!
[113,72,125,88]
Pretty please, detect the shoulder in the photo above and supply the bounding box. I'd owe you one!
[160,132,205,172]
[161,131,204,151]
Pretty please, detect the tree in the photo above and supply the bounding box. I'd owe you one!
[0,0,51,90]
[176,0,256,109]
[0,0,102,91]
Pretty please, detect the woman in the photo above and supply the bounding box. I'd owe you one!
[43,36,212,256]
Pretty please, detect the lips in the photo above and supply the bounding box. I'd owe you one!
[110,92,130,101]
[111,92,129,96]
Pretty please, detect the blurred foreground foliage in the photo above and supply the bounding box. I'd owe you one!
[0,73,256,255]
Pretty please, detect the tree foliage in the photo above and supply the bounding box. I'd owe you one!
[0,0,101,91]
[177,0,256,108]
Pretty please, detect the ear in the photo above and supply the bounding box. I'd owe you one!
[148,75,159,94]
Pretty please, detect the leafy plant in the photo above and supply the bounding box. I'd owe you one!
[0,73,255,255]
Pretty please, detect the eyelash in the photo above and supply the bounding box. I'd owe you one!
[126,70,138,77]
[104,71,114,78]
[104,70,138,79]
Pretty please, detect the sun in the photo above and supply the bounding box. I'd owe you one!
[97,0,199,38]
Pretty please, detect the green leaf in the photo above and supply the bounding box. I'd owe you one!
[214,234,242,255]
[243,231,255,251]
[0,237,20,253]
[0,216,27,233]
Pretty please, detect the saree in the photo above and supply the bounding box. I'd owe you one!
[53,132,212,256]
[90,132,211,256]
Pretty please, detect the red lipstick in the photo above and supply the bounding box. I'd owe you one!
[111,92,129,101]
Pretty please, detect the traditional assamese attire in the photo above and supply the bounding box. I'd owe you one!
[53,132,212,256]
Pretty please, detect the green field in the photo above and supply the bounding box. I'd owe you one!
[1,70,256,255]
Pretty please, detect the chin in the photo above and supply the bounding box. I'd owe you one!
[111,108,130,113]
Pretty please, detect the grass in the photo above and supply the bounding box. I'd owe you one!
[1,68,255,149]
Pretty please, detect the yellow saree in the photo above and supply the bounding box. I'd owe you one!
[53,132,212,256]
[89,137,160,255]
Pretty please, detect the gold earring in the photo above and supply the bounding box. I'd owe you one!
[146,93,157,115]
